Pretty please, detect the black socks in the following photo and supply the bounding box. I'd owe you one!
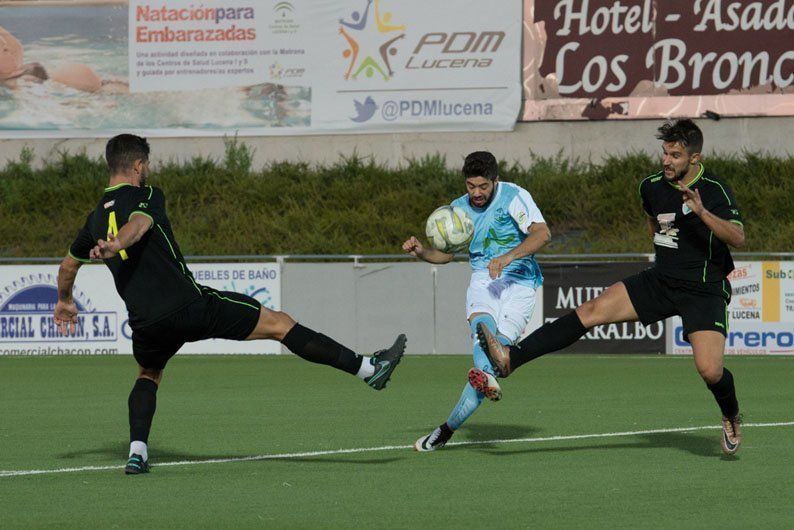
[707,367,740,419]
[510,311,588,371]
[281,323,363,375]
[128,377,158,444]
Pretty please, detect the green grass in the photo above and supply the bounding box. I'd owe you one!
[1,355,793,528]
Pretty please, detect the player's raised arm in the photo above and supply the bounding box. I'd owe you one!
[54,254,83,336]
[90,214,153,260]
[402,236,454,264]
[681,186,745,248]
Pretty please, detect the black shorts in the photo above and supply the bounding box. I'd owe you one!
[132,285,261,369]
[623,268,731,343]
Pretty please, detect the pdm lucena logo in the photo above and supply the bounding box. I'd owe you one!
[338,0,406,81]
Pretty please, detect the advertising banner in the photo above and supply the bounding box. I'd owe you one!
[668,261,794,355]
[522,0,794,120]
[541,261,664,353]
[0,263,281,355]
[0,0,521,136]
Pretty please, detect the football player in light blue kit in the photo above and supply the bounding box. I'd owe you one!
[402,151,550,451]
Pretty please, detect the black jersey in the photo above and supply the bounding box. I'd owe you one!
[638,165,743,283]
[69,183,201,328]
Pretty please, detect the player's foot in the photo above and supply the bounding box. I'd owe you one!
[476,323,512,378]
[365,334,407,390]
[414,423,454,452]
[468,367,502,401]
[721,414,742,455]
[124,453,150,475]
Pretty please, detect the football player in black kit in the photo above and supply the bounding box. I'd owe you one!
[54,134,406,474]
[478,119,746,455]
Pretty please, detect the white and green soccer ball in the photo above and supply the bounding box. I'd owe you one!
[425,205,474,253]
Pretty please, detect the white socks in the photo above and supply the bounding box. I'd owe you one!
[129,440,148,461]
[355,357,375,379]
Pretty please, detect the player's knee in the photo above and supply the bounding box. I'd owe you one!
[256,308,296,340]
[576,299,601,327]
[137,367,162,385]
[696,364,723,385]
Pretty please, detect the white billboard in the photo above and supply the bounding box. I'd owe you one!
[0,263,281,355]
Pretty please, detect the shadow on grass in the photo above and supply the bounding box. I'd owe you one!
[473,431,728,458]
[57,443,406,466]
[58,443,258,462]
[406,423,543,452]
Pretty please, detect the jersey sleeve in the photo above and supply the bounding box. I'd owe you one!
[508,187,545,233]
[709,181,743,225]
[129,186,166,226]
[639,179,653,217]
[68,213,94,263]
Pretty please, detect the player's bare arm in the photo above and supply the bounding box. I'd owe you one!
[90,213,153,259]
[681,186,745,248]
[488,222,551,279]
[402,235,454,264]
[54,254,83,336]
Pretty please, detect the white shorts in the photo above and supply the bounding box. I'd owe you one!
[466,272,538,343]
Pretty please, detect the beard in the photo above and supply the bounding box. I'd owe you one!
[470,184,497,208]
[663,165,688,182]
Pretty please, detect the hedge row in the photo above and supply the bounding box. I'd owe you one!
[1,140,791,257]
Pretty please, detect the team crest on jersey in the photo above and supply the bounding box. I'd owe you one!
[103,200,115,209]
[682,202,692,215]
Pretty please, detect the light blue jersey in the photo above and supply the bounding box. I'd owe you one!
[451,182,544,288]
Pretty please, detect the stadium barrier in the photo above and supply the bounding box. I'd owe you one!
[0,254,791,356]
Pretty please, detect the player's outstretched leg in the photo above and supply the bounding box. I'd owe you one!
[477,310,589,377]
[364,334,407,390]
[126,373,159,475]
[249,308,407,390]
[281,323,406,390]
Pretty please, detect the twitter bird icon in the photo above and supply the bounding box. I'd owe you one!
[351,96,378,122]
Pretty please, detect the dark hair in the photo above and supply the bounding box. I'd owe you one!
[655,119,703,154]
[105,134,150,174]
[462,151,498,181]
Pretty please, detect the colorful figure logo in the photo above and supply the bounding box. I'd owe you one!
[339,0,406,81]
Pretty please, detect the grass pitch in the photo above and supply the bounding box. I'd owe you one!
[1,354,793,528]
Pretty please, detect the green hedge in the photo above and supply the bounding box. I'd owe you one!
[1,140,792,257]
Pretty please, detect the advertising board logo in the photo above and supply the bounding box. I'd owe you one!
[338,0,406,81]
[274,1,293,18]
[269,62,305,80]
[0,273,117,343]
[351,96,378,122]
[271,0,299,34]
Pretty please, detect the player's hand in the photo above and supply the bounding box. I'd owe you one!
[488,254,514,279]
[90,233,122,260]
[681,186,704,216]
[402,236,424,258]
[53,300,79,336]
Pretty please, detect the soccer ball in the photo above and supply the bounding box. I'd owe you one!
[425,206,474,253]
